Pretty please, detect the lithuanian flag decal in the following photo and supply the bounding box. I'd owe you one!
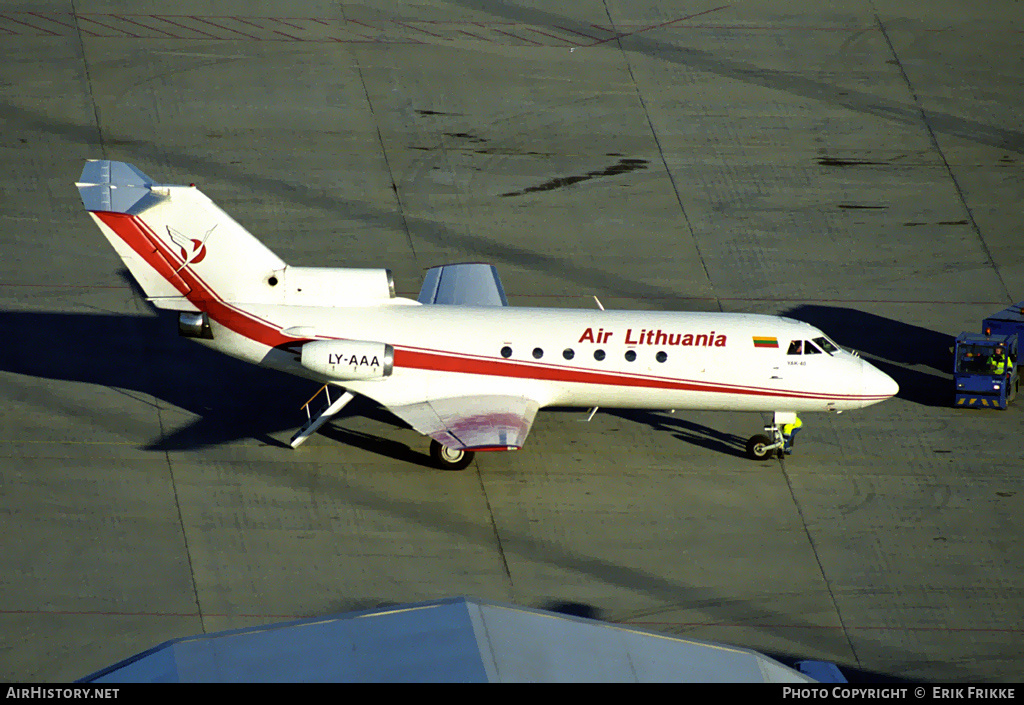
[752,336,778,348]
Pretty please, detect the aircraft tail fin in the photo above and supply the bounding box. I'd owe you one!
[76,160,286,309]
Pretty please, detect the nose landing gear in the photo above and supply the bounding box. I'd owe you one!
[746,426,784,461]
[745,412,797,461]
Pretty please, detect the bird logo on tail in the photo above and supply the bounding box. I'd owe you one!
[167,224,215,271]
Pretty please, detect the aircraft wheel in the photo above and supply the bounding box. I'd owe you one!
[430,439,474,471]
[745,434,776,461]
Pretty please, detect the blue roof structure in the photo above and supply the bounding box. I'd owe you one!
[81,597,815,683]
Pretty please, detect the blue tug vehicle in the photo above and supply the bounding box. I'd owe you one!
[953,302,1022,409]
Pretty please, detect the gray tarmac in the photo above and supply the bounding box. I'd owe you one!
[1,0,1022,682]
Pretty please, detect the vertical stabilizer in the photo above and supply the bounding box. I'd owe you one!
[76,160,286,308]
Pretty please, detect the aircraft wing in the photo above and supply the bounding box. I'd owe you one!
[387,395,539,450]
[417,263,508,306]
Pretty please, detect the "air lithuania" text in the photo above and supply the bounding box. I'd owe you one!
[578,328,727,347]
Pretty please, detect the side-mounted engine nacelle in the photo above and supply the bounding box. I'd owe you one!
[300,340,394,381]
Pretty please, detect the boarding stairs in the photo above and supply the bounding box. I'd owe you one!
[289,384,354,448]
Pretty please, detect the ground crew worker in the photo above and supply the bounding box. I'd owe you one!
[782,415,803,455]
[989,346,1009,375]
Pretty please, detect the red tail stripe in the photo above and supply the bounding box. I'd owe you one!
[95,211,295,348]
[100,213,192,296]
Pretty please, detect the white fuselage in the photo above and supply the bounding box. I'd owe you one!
[204,300,897,415]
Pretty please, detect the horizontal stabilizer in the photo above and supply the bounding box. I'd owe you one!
[76,160,167,214]
[418,263,508,307]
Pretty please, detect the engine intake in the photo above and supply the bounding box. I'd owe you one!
[300,340,394,380]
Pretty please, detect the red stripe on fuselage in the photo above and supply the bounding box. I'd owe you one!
[394,347,875,401]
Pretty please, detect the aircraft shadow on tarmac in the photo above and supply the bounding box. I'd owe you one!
[603,409,749,459]
[0,306,462,463]
[316,406,438,470]
[784,305,955,408]
[0,308,325,451]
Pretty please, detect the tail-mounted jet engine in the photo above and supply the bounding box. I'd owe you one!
[300,340,394,381]
[178,311,213,339]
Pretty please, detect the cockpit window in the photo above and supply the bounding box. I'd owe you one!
[804,341,822,354]
[813,336,839,355]
[787,340,803,355]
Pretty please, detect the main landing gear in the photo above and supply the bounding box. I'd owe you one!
[745,412,797,461]
[430,439,475,471]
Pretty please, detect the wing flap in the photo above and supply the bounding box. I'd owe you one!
[389,395,538,450]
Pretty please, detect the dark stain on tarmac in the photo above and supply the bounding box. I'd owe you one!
[500,157,648,197]
[817,156,886,167]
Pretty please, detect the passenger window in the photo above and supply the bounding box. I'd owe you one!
[804,341,822,354]
[500,346,512,358]
[563,348,575,360]
[625,350,637,362]
[787,340,802,355]
[656,351,667,363]
[594,349,606,361]
[533,347,543,359]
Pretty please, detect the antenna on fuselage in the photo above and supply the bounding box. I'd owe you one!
[593,296,605,311]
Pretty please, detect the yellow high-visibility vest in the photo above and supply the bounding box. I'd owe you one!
[783,416,803,434]
[990,355,1007,375]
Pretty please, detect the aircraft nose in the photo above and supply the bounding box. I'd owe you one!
[862,359,899,401]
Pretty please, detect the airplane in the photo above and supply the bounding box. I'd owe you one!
[76,160,899,469]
